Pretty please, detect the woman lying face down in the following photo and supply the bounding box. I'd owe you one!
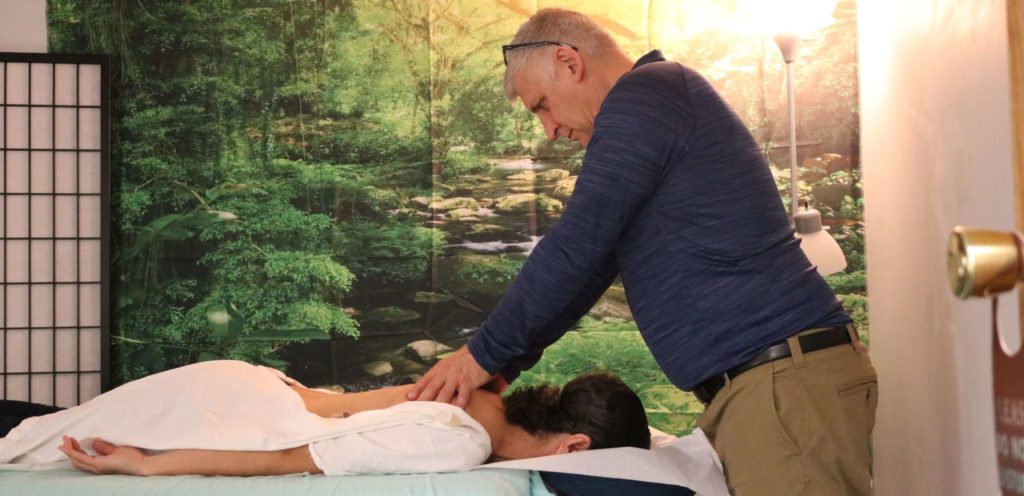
[0,360,649,476]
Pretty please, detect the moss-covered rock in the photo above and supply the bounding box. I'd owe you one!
[405,340,453,363]
[468,223,510,236]
[552,176,577,199]
[413,291,452,304]
[365,306,421,324]
[362,361,394,376]
[494,193,562,214]
[537,169,570,181]
[431,197,480,211]
[507,169,569,182]
[447,208,480,220]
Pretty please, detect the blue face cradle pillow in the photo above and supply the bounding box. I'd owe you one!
[539,471,695,496]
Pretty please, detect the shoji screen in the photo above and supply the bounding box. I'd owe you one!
[0,53,109,407]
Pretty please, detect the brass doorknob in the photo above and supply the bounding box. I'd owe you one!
[948,226,1024,298]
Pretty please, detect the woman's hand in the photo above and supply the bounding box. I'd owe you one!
[59,435,150,475]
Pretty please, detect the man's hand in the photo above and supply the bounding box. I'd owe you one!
[59,436,149,475]
[406,346,492,408]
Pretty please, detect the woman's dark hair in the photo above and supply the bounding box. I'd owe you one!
[504,373,650,450]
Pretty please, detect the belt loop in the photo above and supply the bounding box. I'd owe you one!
[787,334,807,367]
[847,324,864,354]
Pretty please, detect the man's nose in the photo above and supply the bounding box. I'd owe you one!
[540,116,559,141]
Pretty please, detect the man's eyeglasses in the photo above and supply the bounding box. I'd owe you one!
[502,41,578,66]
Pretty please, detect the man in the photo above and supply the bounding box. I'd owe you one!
[407,8,877,496]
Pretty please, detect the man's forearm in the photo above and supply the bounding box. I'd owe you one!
[143,446,322,476]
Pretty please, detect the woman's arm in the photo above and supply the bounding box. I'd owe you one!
[59,436,322,476]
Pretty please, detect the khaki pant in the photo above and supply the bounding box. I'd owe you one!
[696,325,878,496]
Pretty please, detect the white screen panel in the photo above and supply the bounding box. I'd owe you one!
[30,151,52,193]
[80,283,100,327]
[54,196,77,237]
[7,375,28,402]
[54,64,76,106]
[6,194,27,237]
[31,328,54,371]
[54,107,76,149]
[78,65,100,107]
[30,240,53,282]
[80,373,101,403]
[30,195,53,238]
[6,240,28,283]
[6,63,28,105]
[55,374,76,407]
[30,375,53,405]
[54,284,77,327]
[30,63,53,105]
[80,240,100,282]
[6,106,28,149]
[31,284,53,327]
[54,240,77,281]
[80,328,101,371]
[30,107,52,149]
[5,285,28,328]
[5,329,28,373]
[79,152,100,194]
[6,150,27,193]
[55,328,77,371]
[3,55,107,406]
[79,108,100,150]
[80,195,100,237]
[54,151,75,193]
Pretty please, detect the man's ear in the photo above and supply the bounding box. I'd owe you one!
[554,46,584,82]
[556,434,592,454]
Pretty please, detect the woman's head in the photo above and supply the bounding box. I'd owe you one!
[504,373,650,451]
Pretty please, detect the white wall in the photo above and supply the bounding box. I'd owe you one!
[0,0,47,52]
[861,0,1015,494]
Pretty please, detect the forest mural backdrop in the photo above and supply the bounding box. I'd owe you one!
[47,0,862,435]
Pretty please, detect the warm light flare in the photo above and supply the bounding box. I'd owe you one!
[737,0,838,37]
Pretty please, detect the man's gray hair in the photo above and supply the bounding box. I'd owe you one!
[503,8,620,101]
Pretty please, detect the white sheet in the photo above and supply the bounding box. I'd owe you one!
[0,360,491,475]
[477,428,729,496]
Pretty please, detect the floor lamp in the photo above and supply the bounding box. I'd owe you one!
[773,32,847,276]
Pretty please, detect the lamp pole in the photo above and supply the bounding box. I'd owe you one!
[773,32,802,220]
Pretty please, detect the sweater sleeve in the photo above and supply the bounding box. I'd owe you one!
[467,70,689,375]
[495,253,619,382]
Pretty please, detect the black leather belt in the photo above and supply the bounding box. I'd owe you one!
[693,326,853,405]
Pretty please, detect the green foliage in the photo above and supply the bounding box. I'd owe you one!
[282,301,358,339]
[512,321,700,436]
[333,220,445,284]
[839,293,870,347]
[576,315,640,334]
[440,254,524,296]
[441,147,492,179]
[825,270,866,295]
[264,252,355,296]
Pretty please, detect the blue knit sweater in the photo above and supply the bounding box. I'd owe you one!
[467,51,850,390]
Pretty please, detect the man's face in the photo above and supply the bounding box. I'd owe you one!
[513,63,594,148]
